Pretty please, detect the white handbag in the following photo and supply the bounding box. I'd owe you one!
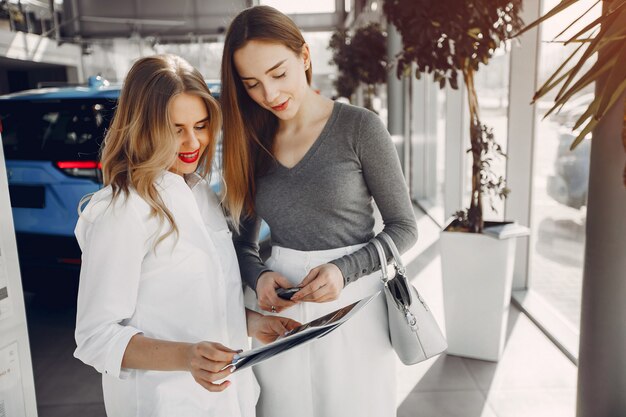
[371,232,447,365]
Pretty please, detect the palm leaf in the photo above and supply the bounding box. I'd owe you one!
[535,70,574,105]
[561,6,607,45]
[596,42,626,118]
[554,0,601,40]
[522,0,626,185]
[554,11,622,102]
[543,54,615,119]
[570,117,598,150]
[562,1,626,45]
[534,38,588,100]
[511,0,579,38]
[556,44,619,102]
[572,99,599,131]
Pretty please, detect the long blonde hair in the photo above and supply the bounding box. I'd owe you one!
[220,6,312,229]
[101,54,221,246]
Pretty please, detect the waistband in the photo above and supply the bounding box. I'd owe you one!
[270,243,368,264]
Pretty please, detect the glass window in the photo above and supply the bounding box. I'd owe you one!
[470,45,511,221]
[529,0,600,330]
[260,0,336,14]
[0,100,114,161]
[410,76,446,225]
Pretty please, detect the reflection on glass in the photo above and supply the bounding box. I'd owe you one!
[530,0,599,329]
[411,77,446,225]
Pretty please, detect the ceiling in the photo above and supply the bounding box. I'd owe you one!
[58,0,346,42]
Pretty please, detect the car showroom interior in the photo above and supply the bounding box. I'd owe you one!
[0,0,625,416]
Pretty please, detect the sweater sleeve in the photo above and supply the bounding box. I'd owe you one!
[232,214,272,292]
[329,109,418,285]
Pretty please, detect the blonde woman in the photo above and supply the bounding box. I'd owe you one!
[74,54,298,417]
[220,6,418,417]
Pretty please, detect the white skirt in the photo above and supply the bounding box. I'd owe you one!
[251,244,396,417]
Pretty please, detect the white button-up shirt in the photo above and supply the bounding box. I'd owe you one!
[74,171,259,417]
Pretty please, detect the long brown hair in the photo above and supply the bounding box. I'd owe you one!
[101,54,221,246]
[220,5,312,228]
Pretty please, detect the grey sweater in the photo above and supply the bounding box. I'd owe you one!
[233,102,418,291]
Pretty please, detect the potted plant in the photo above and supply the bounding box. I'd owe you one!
[329,23,388,110]
[384,0,528,361]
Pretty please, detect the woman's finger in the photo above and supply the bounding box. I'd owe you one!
[257,273,296,311]
[293,279,326,302]
[197,342,237,363]
[209,342,239,354]
[274,274,295,289]
[316,292,338,303]
[190,354,232,373]
[206,360,232,373]
[282,317,302,330]
[259,294,294,312]
[297,267,319,288]
[196,366,234,383]
[196,378,231,392]
[293,266,338,302]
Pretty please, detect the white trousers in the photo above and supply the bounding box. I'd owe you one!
[252,244,396,417]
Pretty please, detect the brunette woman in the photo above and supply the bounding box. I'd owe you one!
[220,6,417,417]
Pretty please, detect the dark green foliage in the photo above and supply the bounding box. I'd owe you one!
[351,23,388,86]
[335,73,360,100]
[329,23,388,101]
[383,0,524,90]
[329,29,358,98]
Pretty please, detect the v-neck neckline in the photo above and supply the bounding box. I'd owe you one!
[273,101,340,174]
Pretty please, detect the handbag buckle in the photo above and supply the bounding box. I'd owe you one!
[395,264,407,276]
[405,309,418,331]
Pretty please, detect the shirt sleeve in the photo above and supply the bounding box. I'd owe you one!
[232,214,271,292]
[73,195,149,379]
[329,109,418,285]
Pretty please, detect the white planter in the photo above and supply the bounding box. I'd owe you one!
[440,226,524,362]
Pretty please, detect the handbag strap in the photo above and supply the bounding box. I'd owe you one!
[375,232,417,310]
[378,232,406,276]
[371,238,390,283]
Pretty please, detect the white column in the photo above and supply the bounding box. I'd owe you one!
[576,38,626,417]
[505,0,540,289]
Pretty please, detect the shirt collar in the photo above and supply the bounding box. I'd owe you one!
[159,170,204,190]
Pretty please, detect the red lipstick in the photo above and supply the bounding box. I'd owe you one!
[178,149,200,164]
[271,99,289,112]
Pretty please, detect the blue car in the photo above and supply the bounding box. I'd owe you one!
[0,77,267,297]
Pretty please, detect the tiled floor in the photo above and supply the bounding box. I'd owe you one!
[25,207,578,417]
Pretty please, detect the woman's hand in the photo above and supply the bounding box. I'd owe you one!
[256,271,297,313]
[185,342,239,392]
[247,309,301,344]
[291,263,344,303]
